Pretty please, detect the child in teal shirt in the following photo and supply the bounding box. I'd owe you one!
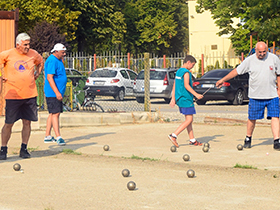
[168,55,203,147]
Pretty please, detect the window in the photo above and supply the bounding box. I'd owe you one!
[127,70,137,80]
[120,70,129,79]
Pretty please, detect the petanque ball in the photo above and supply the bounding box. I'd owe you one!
[183,154,190,161]
[103,145,110,151]
[170,145,177,152]
[237,144,243,151]
[202,146,209,153]
[127,181,136,190]
[122,169,130,177]
[13,163,21,171]
[187,169,195,178]
[204,142,210,148]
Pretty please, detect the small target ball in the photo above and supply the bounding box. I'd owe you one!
[13,163,21,171]
[127,181,136,190]
[103,145,110,151]
[237,144,243,151]
[183,154,190,161]
[170,145,177,152]
[122,169,130,177]
[187,169,195,178]
[202,146,209,153]
[204,142,210,148]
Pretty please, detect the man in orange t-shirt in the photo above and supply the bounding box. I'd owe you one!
[0,32,43,160]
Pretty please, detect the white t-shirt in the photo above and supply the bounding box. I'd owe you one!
[236,52,280,99]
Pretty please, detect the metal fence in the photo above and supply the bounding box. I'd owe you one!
[1,51,244,116]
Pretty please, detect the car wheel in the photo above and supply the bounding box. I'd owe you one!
[196,100,206,105]
[164,98,171,104]
[232,89,244,105]
[114,89,125,101]
[136,97,144,103]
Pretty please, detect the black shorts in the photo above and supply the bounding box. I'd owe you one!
[46,97,63,114]
[5,97,38,124]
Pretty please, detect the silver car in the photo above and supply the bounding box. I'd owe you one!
[85,67,138,101]
[133,68,177,103]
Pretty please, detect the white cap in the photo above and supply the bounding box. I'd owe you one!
[51,43,66,53]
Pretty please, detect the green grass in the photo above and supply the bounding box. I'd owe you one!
[28,147,39,152]
[62,149,81,155]
[234,163,257,169]
[122,154,160,162]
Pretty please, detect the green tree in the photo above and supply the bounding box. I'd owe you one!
[196,0,280,55]
[0,0,80,42]
[63,0,126,53]
[28,21,66,54]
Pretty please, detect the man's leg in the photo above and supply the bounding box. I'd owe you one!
[271,117,280,139]
[0,123,14,160]
[244,119,256,148]
[19,119,31,158]
[1,123,14,146]
[22,119,31,145]
[45,114,53,137]
[51,113,61,137]
[247,119,256,137]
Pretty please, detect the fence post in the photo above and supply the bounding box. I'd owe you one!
[163,55,166,68]
[241,52,244,61]
[94,54,96,70]
[201,54,204,76]
[144,52,150,112]
[273,41,275,54]
[128,53,130,69]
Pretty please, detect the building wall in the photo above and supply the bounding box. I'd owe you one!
[0,10,18,115]
[188,0,241,75]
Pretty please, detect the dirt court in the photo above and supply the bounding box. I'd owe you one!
[1,122,280,210]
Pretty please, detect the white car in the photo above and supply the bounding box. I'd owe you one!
[133,68,177,103]
[85,67,138,101]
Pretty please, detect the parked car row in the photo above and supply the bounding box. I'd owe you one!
[67,67,249,105]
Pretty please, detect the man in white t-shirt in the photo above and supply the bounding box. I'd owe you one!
[216,42,280,150]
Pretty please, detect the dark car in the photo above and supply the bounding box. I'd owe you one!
[193,69,249,105]
[65,68,87,86]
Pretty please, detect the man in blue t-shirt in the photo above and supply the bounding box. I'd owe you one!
[168,55,204,148]
[44,43,67,146]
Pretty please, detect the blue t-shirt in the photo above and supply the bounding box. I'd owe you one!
[174,67,194,108]
[44,54,67,97]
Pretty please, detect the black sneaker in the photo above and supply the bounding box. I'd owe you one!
[244,137,251,148]
[19,149,31,159]
[0,150,7,160]
[274,139,280,150]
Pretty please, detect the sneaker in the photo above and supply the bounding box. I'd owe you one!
[0,149,7,160]
[57,138,66,146]
[273,139,280,150]
[19,149,31,159]
[168,134,179,148]
[44,136,56,143]
[189,140,203,146]
[244,137,251,148]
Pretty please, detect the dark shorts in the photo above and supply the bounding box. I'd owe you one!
[46,97,63,114]
[179,107,196,115]
[248,98,279,120]
[5,97,38,124]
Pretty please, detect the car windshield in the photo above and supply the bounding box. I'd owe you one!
[90,69,117,78]
[137,70,166,80]
[201,70,231,79]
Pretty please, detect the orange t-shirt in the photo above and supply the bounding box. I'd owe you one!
[0,48,43,99]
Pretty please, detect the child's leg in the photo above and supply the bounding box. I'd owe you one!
[173,115,193,136]
[186,120,194,139]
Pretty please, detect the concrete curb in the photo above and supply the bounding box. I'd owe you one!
[0,111,160,132]
[0,110,271,133]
